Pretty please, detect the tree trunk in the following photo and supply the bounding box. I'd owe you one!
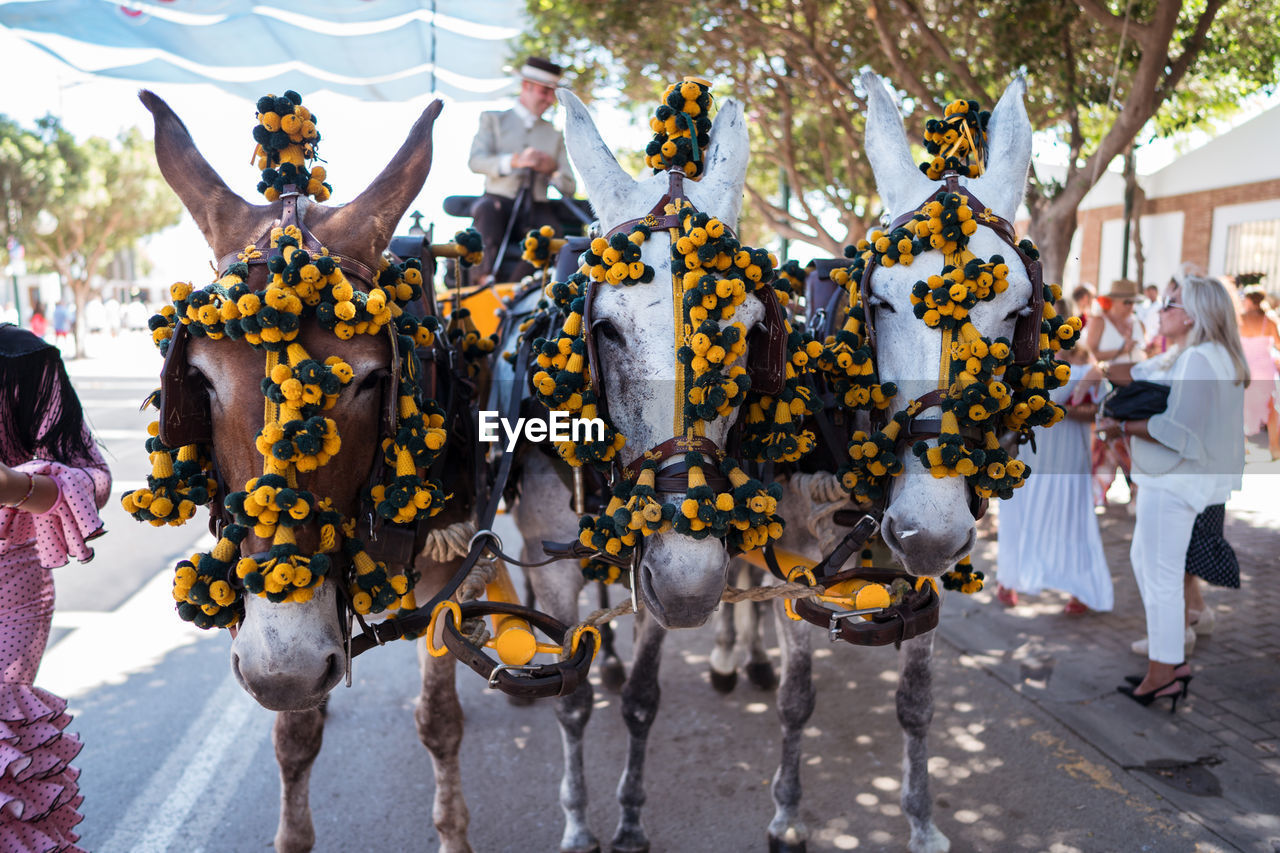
[1027,192,1080,290]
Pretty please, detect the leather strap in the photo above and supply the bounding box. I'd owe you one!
[215,189,379,292]
[158,323,213,447]
[620,434,729,487]
[604,170,696,239]
[791,566,940,648]
[441,601,597,698]
[859,175,1044,367]
[347,323,540,659]
[747,285,786,397]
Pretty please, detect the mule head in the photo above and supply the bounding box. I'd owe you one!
[861,72,1032,577]
[142,91,442,710]
[560,90,763,628]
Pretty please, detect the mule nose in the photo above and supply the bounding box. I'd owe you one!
[880,508,976,578]
[232,649,343,712]
[638,535,729,629]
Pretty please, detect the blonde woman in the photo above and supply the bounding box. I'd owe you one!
[1094,275,1248,711]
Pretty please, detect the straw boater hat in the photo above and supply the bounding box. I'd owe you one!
[519,57,564,88]
[1102,278,1142,302]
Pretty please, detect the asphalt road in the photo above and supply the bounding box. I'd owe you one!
[47,332,1251,852]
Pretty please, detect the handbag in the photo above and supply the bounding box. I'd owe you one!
[1102,380,1169,420]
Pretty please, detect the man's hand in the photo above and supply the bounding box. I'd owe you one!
[511,147,557,173]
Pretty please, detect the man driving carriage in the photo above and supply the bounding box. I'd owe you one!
[467,57,578,284]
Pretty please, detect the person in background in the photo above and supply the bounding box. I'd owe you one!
[0,323,111,849]
[1136,283,1162,349]
[28,304,47,340]
[468,57,577,285]
[104,296,122,338]
[52,301,72,348]
[1085,279,1146,508]
[1237,285,1280,460]
[996,313,1112,614]
[1093,276,1247,711]
[1070,283,1096,330]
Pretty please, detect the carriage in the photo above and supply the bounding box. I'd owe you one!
[126,71,1079,852]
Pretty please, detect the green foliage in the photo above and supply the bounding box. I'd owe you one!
[0,113,182,354]
[522,0,1280,267]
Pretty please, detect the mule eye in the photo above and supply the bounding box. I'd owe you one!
[1005,306,1031,322]
[355,369,385,394]
[595,320,624,347]
[867,293,895,313]
[187,367,215,399]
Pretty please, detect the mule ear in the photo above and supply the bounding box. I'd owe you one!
[692,98,748,227]
[560,89,634,228]
[861,72,934,217]
[327,99,444,258]
[968,76,1032,221]
[140,89,255,251]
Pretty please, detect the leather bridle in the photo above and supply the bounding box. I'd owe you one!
[578,169,788,494]
[155,184,437,604]
[856,173,1046,522]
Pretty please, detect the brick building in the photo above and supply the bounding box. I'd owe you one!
[1062,103,1280,294]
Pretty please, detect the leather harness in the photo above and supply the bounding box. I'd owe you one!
[580,168,788,494]
[154,188,598,696]
[750,175,1048,644]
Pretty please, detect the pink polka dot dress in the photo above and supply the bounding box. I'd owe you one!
[0,450,109,853]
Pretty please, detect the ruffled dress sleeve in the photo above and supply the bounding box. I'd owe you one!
[0,451,111,570]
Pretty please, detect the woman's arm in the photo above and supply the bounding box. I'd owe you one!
[1084,318,1135,361]
[0,462,59,515]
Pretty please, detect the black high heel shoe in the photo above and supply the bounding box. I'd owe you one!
[1123,673,1193,694]
[1124,663,1192,693]
[1116,676,1190,712]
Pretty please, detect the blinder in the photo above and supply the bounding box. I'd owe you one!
[575,169,790,493]
[859,176,1044,367]
[158,184,421,573]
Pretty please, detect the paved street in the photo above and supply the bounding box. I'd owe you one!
[37,332,1280,851]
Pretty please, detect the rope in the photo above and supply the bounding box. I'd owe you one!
[456,556,499,604]
[420,520,476,562]
[572,579,827,632]
[795,470,846,505]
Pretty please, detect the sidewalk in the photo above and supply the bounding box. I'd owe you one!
[961,447,1280,852]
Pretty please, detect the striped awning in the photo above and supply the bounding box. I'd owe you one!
[0,0,525,102]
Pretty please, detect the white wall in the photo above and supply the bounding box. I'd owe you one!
[1209,198,1280,275]
[1097,211,1185,288]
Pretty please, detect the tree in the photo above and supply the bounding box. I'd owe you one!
[523,0,1280,283]
[0,116,66,319]
[0,117,181,357]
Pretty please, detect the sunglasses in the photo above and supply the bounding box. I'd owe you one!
[1158,296,1185,312]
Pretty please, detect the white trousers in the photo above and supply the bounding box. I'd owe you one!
[1129,484,1197,664]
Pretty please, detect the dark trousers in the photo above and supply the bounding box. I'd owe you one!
[470,193,563,281]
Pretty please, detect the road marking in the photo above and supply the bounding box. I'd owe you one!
[39,534,215,699]
[50,546,273,853]
[97,674,267,853]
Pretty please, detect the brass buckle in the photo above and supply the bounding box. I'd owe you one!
[642,214,659,227]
